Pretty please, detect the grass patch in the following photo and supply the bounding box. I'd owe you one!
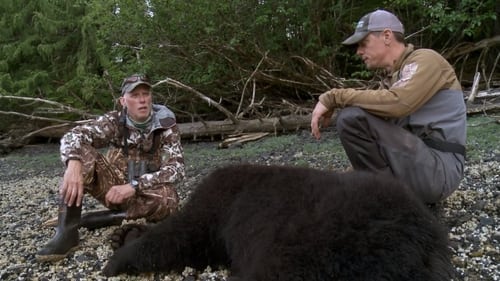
[183,130,350,170]
[466,115,499,162]
[184,115,498,169]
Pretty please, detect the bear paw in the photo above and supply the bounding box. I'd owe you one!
[109,223,151,250]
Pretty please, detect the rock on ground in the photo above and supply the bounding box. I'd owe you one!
[0,128,498,280]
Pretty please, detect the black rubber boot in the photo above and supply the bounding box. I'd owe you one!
[36,203,82,262]
[79,210,127,230]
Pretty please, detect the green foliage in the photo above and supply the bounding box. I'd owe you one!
[385,0,497,46]
[0,0,497,131]
[0,0,112,115]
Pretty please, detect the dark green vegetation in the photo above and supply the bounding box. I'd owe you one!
[3,115,496,181]
[0,0,498,132]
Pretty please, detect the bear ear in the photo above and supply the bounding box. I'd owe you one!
[109,223,151,250]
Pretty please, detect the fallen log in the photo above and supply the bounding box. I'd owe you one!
[2,100,499,154]
[0,114,313,153]
[466,101,500,114]
[218,132,270,149]
[177,114,312,140]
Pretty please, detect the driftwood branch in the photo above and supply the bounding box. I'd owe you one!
[446,36,500,90]
[444,36,500,59]
[177,114,312,140]
[237,51,268,117]
[466,101,500,114]
[154,77,238,124]
[218,132,270,149]
[0,110,75,124]
[466,72,481,105]
[0,94,98,119]
[1,70,499,153]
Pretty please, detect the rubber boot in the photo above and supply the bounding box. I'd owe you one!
[36,203,82,262]
[42,210,126,230]
[79,210,127,230]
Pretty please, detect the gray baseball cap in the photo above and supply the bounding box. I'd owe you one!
[120,74,151,96]
[342,10,404,45]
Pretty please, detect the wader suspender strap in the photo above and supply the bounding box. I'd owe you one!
[121,118,133,182]
[422,137,466,157]
[120,110,163,181]
[396,52,466,158]
[121,123,163,158]
[123,125,129,157]
[119,110,130,158]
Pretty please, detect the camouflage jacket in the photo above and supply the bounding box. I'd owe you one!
[60,104,185,191]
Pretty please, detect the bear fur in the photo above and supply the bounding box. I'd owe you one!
[102,164,453,280]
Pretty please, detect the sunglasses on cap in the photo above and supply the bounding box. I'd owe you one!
[121,74,150,88]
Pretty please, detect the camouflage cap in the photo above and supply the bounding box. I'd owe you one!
[121,74,151,96]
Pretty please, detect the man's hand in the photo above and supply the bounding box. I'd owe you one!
[311,102,334,140]
[60,160,84,207]
[105,184,136,206]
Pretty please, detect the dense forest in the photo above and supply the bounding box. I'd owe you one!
[0,0,499,144]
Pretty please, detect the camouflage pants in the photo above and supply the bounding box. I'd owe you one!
[79,145,179,222]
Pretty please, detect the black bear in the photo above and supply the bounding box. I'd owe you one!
[103,164,453,281]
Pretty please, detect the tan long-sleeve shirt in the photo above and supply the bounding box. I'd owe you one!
[319,44,462,118]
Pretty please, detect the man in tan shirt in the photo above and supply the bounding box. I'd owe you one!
[311,10,466,204]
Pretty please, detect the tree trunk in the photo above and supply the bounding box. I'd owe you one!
[0,114,313,154]
[178,114,311,140]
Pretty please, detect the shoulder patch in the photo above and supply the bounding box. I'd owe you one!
[393,62,418,88]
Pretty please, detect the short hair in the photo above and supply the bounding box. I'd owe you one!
[393,32,406,44]
[371,31,406,44]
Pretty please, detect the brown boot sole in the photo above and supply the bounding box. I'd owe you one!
[35,245,80,262]
[41,217,58,228]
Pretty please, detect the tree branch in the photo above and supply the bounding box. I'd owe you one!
[154,77,238,124]
[0,94,98,118]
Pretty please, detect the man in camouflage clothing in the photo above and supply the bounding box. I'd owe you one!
[37,74,185,262]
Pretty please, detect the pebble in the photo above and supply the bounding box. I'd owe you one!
[0,132,499,281]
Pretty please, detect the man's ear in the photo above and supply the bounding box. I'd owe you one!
[119,97,126,107]
[382,29,392,43]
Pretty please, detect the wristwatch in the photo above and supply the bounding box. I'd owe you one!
[130,179,139,191]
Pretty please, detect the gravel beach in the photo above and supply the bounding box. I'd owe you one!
[0,123,498,281]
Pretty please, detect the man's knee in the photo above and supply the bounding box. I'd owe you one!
[336,107,366,131]
[336,107,374,139]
